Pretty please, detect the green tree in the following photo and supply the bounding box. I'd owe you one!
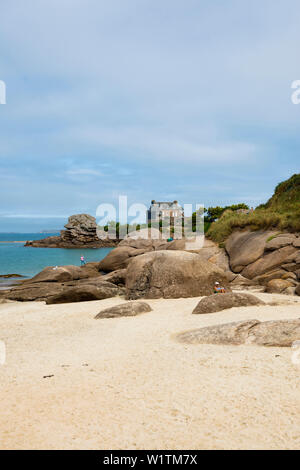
[205,204,249,223]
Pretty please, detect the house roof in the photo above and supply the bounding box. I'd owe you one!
[151,200,181,207]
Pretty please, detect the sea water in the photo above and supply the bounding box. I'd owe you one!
[0,233,113,281]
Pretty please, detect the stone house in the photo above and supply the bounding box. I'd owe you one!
[147,200,183,224]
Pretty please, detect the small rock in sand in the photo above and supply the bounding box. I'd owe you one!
[192,292,265,314]
[95,301,152,319]
[177,318,300,347]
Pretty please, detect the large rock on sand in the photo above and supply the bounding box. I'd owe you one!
[98,228,191,273]
[229,274,257,289]
[98,246,148,272]
[126,251,231,299]
[295,284,300,296]
[46,284,119,304]
[223,230,300,296]
[190,239,231,272]
[225,230,275,273]
[4,282,64,302]
[29,265,89,283]
[100,269,127,286]
[208,250,231,272]
[95,301,152,319]
[177,319,300,347]
[192,292,265,314]
[265,279,294,294]
[265,235,296,251]
[99,229,171,273]
[241,245,298,279]
[99,241,186,273]
[5,279,122,303]
[253,269,288,285]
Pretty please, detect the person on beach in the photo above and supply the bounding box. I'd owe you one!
[214,281,225,294]
[80,255,86,266]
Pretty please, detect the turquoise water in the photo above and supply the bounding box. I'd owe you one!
[0,233,112,280]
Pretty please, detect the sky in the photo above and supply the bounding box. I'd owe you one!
[0,0,299,231]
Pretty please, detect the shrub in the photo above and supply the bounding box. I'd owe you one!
[207,174,300,243]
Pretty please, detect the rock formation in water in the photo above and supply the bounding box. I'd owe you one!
[25,214,117,248]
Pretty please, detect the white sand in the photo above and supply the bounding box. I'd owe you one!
[0,291,299,450]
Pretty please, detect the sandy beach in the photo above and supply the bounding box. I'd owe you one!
[0,291,299,450]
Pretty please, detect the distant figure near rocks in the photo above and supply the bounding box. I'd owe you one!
[80,255,86,266]
[214,281,226,294]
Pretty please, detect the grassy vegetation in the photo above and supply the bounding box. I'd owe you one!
[207,174,300,243]
[266,233,282,243]
[261,173,300,211]
[204,221,211,233]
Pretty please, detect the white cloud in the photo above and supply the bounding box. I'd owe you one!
[63,125,259,164]
[0,214,68,219]
[66,168,104,177]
